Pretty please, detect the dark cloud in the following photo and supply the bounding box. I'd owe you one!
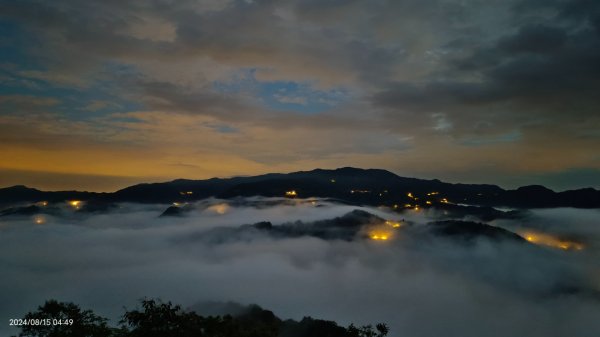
[136,80,258,120]
[369,0,600,154]
[496,24,567,54]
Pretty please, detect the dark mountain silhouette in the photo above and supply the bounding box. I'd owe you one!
[1,167,599,209]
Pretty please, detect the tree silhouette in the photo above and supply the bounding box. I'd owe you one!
[16,300,113,337]
[16,299,389,337]
[120,299,206,337]
[347,323,389,337]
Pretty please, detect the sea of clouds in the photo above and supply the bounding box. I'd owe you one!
[1,198,599,337]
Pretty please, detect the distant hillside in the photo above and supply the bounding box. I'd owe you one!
[1,167,599,208]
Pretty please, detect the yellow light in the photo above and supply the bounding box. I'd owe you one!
[33,215,46,225]
[369,229,392,241]
[407,192,414,199]
[427,192,439,196]
[440,198,449,204]
[370,234,389,241]
[68,200,82,209]
[521,231,584,251]
[404,204,412,208]
[285,190,298,197]
[426,201,432,205]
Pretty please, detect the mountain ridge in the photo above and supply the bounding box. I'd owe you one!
[1,167,598,209]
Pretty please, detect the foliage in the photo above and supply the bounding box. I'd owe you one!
[16,300,113,337]
[15,299,388,337]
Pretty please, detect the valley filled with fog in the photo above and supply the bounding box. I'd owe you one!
[1,199,599,337]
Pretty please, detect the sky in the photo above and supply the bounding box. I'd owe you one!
[1,0,599,192]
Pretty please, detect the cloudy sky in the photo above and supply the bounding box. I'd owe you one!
[1,0,599,191]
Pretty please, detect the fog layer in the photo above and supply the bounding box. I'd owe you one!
[1,199,599,337]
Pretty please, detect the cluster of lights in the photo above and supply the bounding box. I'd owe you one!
[370,233,389,241]
[369,219,406,241]
[402,203,421,211]
[68,200,82,209]
[404,192,450,209]
[179,191,193,196]
[285,190,298,197]
[389,192,453,211]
